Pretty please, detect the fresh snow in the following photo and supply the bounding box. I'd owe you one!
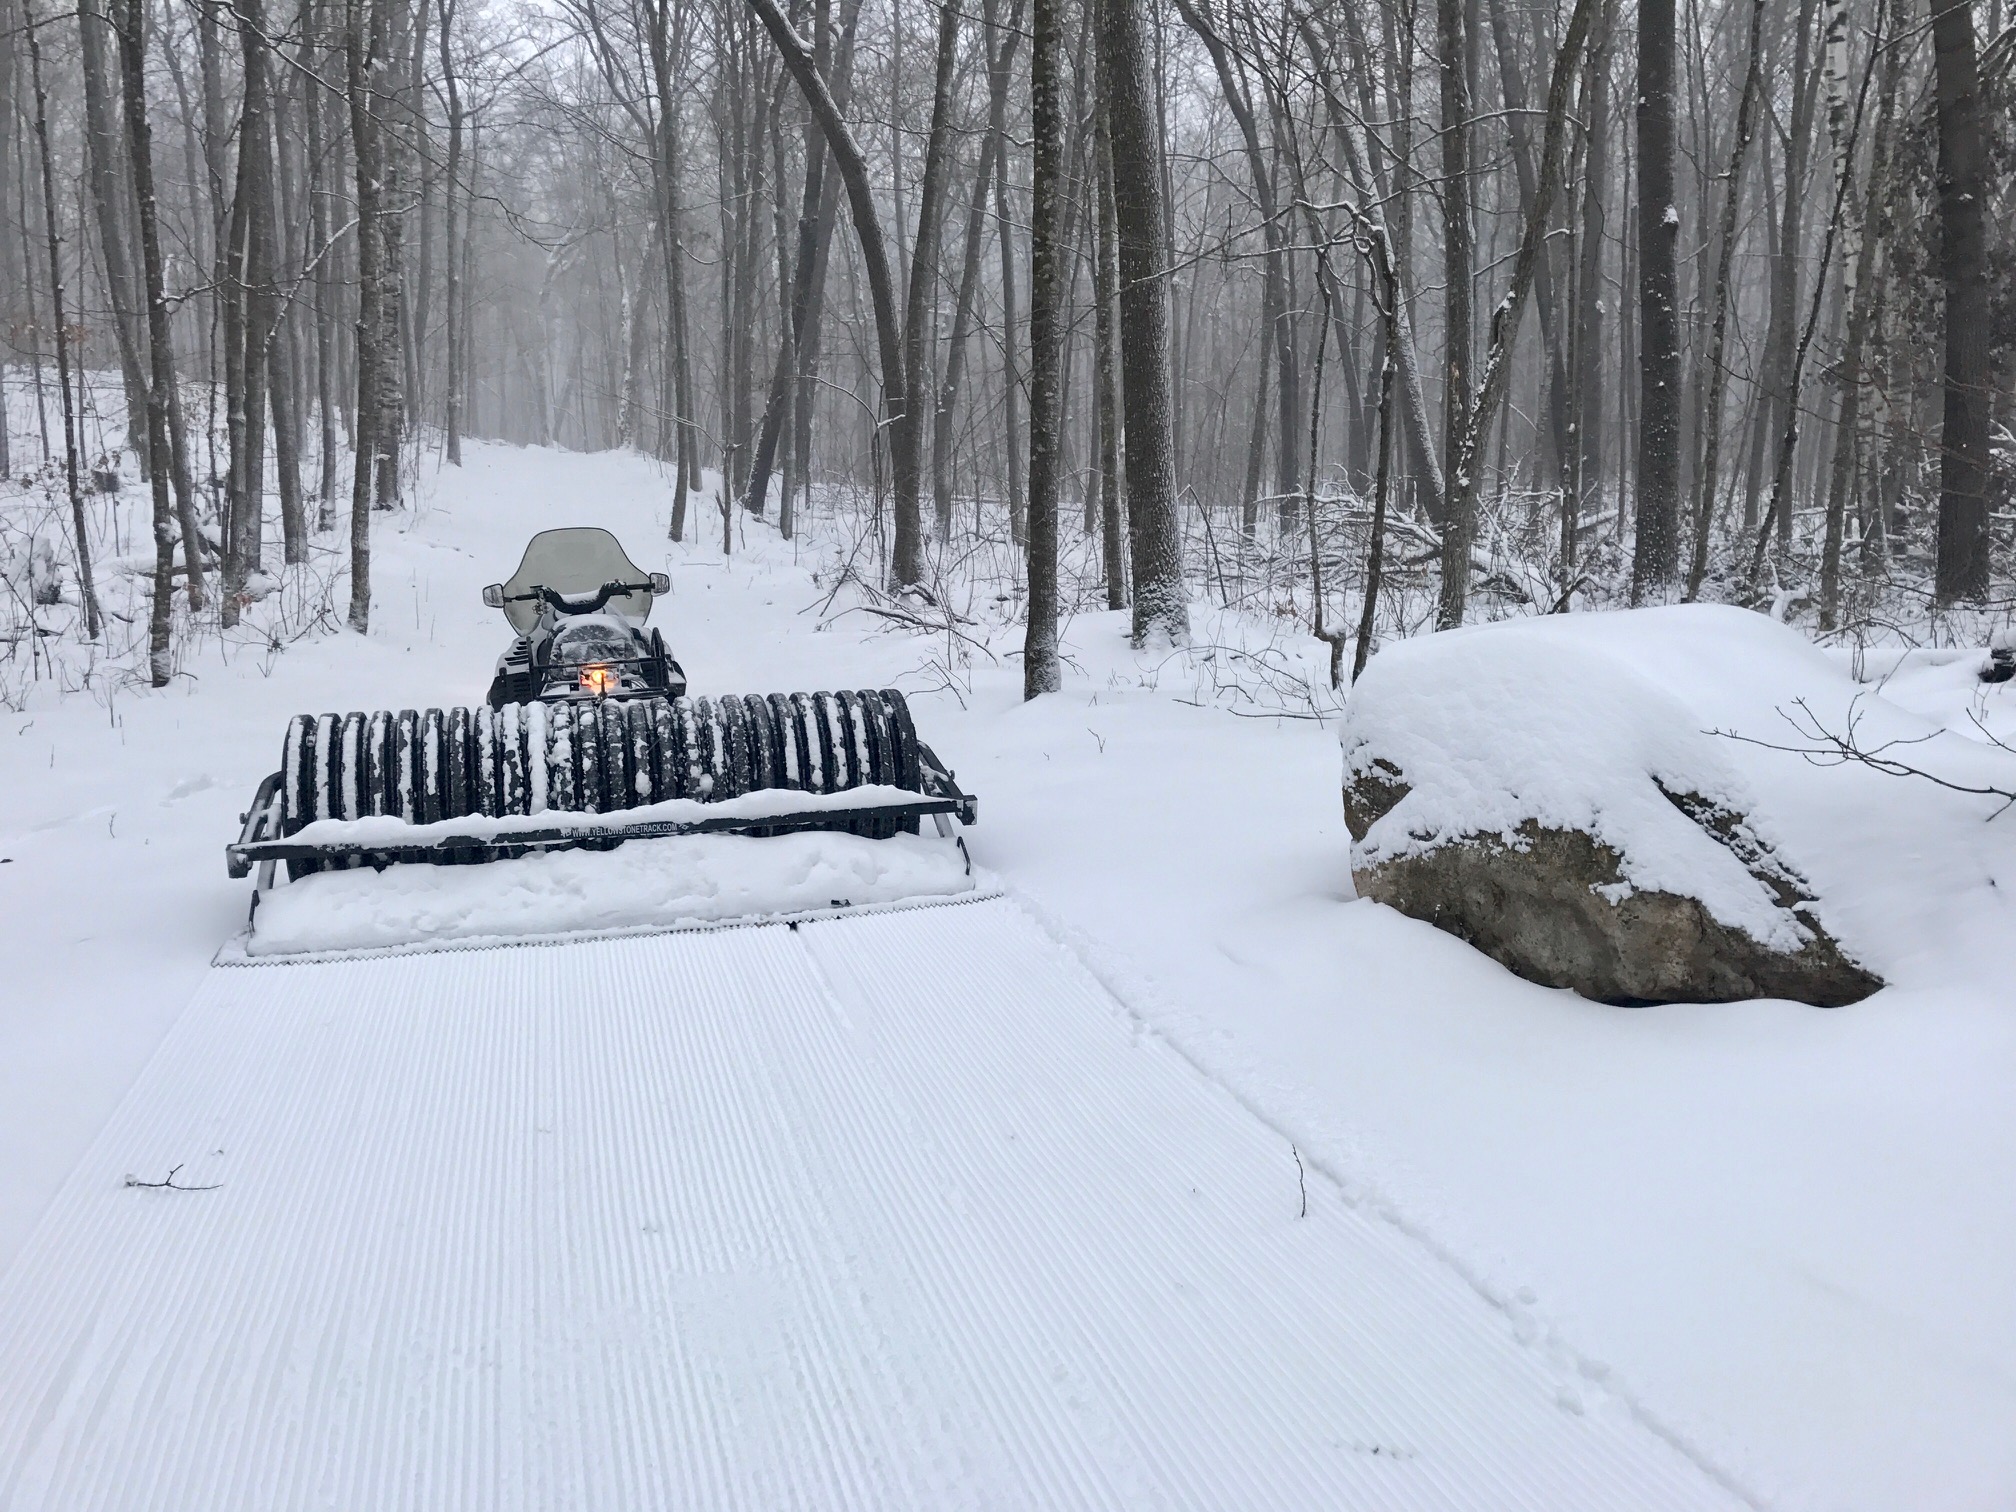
[2,440,2013,1508]
[0,901,1740,1510]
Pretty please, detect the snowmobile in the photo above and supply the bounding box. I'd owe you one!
[479,528,686,707]
[227,527,977,901]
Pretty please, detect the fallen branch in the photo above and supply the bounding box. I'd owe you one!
[1711,695,2016,816]
[123,1163,221,1192]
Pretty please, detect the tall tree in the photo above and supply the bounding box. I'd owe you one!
[111,0,186,681]
[1441,0,1605,630]
[439,0,465,466]
[344,0,398,632]
[75,0,151,467]
[1102,0,1186,646]
[1929,0,1992,602]
[1174,0,1299,526]
[1633,0,1683,594]
[222,0,280,627]
[747,0,923,590]
[23,0,101,641]
[1023,0,1065,696]
[1686,0,1769,596]
[896,0,962,575]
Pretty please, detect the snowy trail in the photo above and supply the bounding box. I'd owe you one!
[0,897,1738,1510]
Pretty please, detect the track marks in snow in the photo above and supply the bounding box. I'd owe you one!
[0,901,1743,1509]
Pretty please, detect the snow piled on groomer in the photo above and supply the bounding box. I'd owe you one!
[239,831,978,959]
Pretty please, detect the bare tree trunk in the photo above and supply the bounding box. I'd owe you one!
[24,0,101,640]
[1298,12,1448,526]
[1684,0,1767,597]
[787,0,866,538]
[747,0,918,589]
[1746,0,1877,588]
[76,0,151,468]
[1485,0,1572,480]
[894,0,961,577]
[932,0,1024,539]
[1102,0,1186,646]
[1094,101,1126,610]
[1442,0,1603,629]
[271,52,309,561]
[1174,0,1299,527]
[372,0,411,512]
[1820,0,1899,624]
[740,0,831,524]
[1929,0,1992,603]
[1240,332,1271,537]
[1572,0,1613,527]
[272,316,306,562]
[439,0,463,464]
[111,0,178,681]
[223,0,279,623]
[1632,0,1682,594]
[403,0,430,428]
[993,108,1026,545]
[734,0,863,530]
[305,0,341,518]
[1024,0,1064,695]
[345,0,392,633]
[1434,0,1475,628]
[0,4,14,484]
[1354,235,1402,683]
[1749,0,1821,545]
[646,0,699,520]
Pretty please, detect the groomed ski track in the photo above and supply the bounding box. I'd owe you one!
[0,898,1744,1510]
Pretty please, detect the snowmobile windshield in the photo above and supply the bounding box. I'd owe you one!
[549,615,642,667]
[499,528,656,635]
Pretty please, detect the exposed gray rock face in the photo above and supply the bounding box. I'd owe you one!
[1344,763,1882,1007]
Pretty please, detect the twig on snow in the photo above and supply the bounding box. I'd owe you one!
[124,1164,221,1192]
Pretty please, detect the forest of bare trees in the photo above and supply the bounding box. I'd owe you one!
[1,0,2012,695]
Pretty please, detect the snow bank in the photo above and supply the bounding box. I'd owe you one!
[1342,610,1819,951]
[243,832,977,958]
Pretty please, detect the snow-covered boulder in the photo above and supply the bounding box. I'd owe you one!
[1341,612,1881,1006]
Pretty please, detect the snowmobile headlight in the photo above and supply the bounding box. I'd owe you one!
[579,664,618,696]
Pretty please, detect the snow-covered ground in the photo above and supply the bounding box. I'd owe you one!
[0,900,1743,1510]
[3,441,2013,1508]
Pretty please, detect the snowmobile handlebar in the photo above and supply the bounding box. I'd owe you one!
[482,573,671,613]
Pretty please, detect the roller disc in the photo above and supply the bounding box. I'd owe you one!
[576,700,605,814]
[418,710,446,826]
[651,698,682,802]
[600,702,632,810]
[393,711,421,824]
[499,704,528,817]
[716,696,750,801]
[791,692,828,793]
[445,708,473,820]
[768,693,805,789]
[473,707,499,817]
[626,701,659,805]
[548,703,580,814]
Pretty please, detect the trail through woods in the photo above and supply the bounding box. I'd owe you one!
[2,444,2015,1507]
